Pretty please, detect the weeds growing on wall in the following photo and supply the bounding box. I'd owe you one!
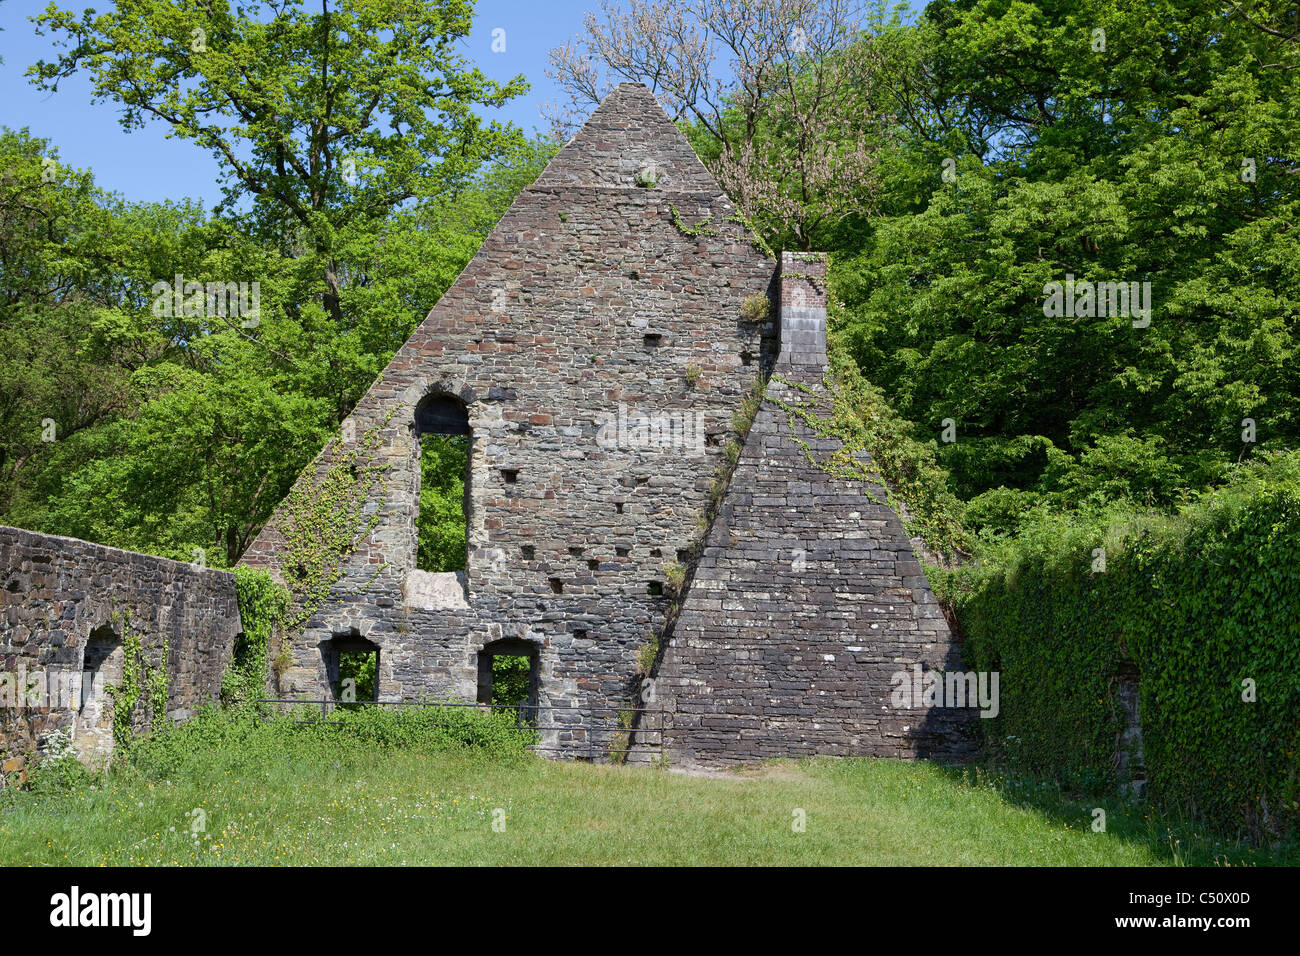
[766,334,970,561]
[222,416,390,700]
[108,626,143,754]
[278,411,395,633]
[668,203,718,238]
[632,371,771,736]
[27,730,93,794]
[105,614,169,756]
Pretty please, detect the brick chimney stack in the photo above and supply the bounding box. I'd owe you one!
[776,252,828,377]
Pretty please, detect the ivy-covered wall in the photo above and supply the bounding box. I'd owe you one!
[935,467,1300,841]
[655,254,979,765]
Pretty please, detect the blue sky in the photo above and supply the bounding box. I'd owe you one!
[0,0,600,207]
[1,0,921,209]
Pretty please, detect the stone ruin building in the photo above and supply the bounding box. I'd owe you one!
[1,83,974,776]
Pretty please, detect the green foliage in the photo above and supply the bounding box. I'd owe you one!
[668,204,718,237]
[28,731,95,795]
[0,125,552,567]
[27,0,529,271]
[828,1,1300,522]
[105,615,170,755]
[725,212,777,260]
[662,561,686,598]
[417,433,468,572]
[939,453,1300,841]
[768,330,969,559]
[739,294,769,323]
[225,567,291,702]
[490,656,531,712]
[108,626,144,755]
[278,412,393,632]
[122,702,533,782]
[337,651,378,705]
[635,632,659,676]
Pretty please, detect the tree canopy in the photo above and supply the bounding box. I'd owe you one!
[4,0,1300,563]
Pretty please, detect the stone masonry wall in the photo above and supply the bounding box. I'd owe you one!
[0,526,240,777]
[651,254,979,765]
[0,87,979,769]
[239,83,779,754]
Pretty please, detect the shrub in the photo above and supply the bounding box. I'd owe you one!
[28,730,95,794]
[123,700,535,782]
[739,294,769,323]
[225,567,291,703]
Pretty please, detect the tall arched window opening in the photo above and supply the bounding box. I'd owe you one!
[414,394,471,573]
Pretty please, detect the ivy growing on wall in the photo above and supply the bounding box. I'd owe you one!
[106,613,169,755]
[766,336,970,561]
[277,411,395,633]
[726,211,776,260]
[108,624,142,754]
[149,639,169,725]
[225,566,292,702]
[667,203,718,238]
[666,203,776,260]
[935,459,1300,842]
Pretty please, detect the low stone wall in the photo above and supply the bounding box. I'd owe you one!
[0,526,240,778]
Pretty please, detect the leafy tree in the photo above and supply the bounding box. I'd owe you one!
[0,129,212,513]
[337,651,377,706]
[5,0,556,565]
[548,0,894,249]
[492,655,532,718]
[828,0,1300,532]
[1,128,554,564]
[29,0,528,422]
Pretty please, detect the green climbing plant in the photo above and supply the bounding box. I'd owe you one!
[105,613,171,755]
[640,372,769,685]
[726,212,776,260]
[765,337,969,560]
[668,203,718,238]
[278,412,395,633]
[107,623,142,754]
[936,462,1300,842]
[225,566,292,703]
[149,639,169,724]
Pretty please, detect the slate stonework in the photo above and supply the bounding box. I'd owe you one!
[0,526,240,772]
[238,83,780,754]
[0,83,977,769]
[648,254,979,765]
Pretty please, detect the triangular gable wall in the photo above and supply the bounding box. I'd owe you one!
[239,84,780,720]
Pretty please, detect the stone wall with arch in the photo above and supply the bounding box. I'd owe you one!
[0,526,240,777]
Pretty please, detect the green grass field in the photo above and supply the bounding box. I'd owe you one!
[2,716,1290,866]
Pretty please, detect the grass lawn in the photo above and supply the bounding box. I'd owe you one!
[2,738,1289,866]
